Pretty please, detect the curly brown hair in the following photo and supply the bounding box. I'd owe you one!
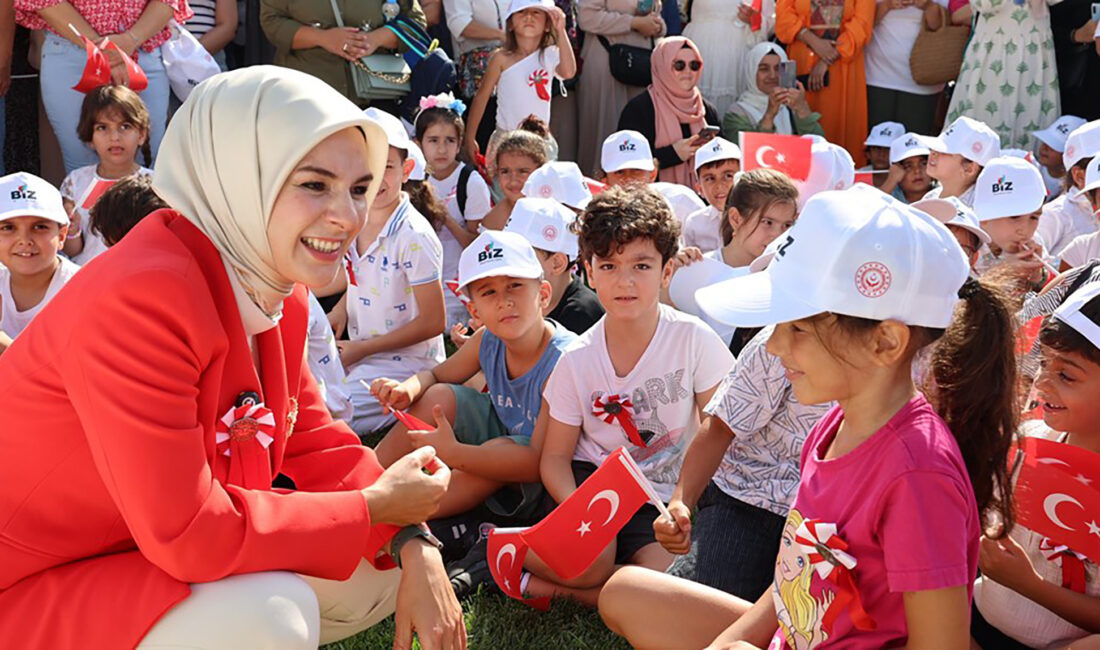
[572,185,680,265]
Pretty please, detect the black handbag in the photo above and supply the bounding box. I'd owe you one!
[597,35,653,87]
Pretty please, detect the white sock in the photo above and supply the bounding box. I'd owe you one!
[519,571,531,595]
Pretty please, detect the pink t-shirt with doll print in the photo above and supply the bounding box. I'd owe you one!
[768,395,979,649]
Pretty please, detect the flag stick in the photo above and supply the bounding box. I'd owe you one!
[616,449,673,521]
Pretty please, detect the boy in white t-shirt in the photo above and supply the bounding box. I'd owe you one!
[1059,156,1100,271]
[0,173,81,355]
[600,130,706,225]
[681,137,741,253]
[529,185,734,605]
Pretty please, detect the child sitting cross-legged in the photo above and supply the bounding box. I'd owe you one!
[528,185,734,606]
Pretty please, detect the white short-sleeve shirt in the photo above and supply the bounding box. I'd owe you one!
[60,164,154,265]
[543,304,734,500]
[1060,231,1100,269]
[0,256,81,338]
[681,205,722,253]
[306,292,354,422]
[429,163,492,324]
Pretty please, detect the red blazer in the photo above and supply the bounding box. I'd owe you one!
[0,211,399,649]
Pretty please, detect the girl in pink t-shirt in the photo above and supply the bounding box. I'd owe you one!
[598,185,1019,648]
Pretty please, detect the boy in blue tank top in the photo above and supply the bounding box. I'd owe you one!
[371,226,576,525]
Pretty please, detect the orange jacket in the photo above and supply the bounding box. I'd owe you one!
[0,210,398,649]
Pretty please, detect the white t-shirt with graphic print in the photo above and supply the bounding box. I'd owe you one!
[544,304,734,501]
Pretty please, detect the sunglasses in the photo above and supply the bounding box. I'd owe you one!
[672,60,702,72]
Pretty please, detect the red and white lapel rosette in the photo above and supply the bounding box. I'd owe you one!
[1040,537,1089,593]
[793,519,876,632]
[593,394,646,448]
[216,403,276,489]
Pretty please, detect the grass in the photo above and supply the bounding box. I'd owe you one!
[321,589,630,650]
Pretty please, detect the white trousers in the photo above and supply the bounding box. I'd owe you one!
[138,560,400,649]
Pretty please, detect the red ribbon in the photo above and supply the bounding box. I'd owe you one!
[592,394,645,447]
[1040,538,1088,594]
[216,403,276,489]
[794,519,876,633]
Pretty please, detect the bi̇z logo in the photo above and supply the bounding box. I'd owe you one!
[619,139,636,152]
[990,175,1013,194]
[478,242,504,263]
[10,184,35,201]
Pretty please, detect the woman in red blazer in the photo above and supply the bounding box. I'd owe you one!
[0,66,465,649]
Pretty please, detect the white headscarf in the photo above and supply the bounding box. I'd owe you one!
[153,66,388,317]
[736,42,793,136]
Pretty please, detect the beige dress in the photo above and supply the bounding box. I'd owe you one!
[576,0,665,175]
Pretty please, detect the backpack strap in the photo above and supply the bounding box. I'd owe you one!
[457,163,474,219]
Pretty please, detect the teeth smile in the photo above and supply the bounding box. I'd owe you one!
[302,237,341,253]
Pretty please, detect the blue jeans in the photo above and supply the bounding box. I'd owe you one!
[40,31,169,173]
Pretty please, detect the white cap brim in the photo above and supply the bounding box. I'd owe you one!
[1032,129,1062,151]
[696,270,823,327]
[605,160,655,173]
[914,134,948,154]
[457,265,543,291]
[0,207,69,226]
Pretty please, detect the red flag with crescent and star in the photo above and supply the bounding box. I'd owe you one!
[1011,438,1100,564]
[739,132,812,181]
[101,39,148,92]
[520,448,652,580]
[73,35,112,93]
[487,527,550,610]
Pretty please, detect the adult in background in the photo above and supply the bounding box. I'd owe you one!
[0,66,464,650]
[1050,0,1100,120]
[260,0,427,107]
[776,0,875,164]
[16,0,192,173]
[720,42,825,143]
[683,0,774,115]
[864,0,947,136]
[575,0,665,175]
[946,0,1061,148]
[618,36,716,186]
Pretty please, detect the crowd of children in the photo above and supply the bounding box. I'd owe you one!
[4,3,1100,644]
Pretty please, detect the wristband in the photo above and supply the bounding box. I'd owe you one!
[127,30,140,48]
[390,524,443,568]
[66,229,83,240]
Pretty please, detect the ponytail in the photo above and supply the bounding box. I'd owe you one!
[929,274,1019,535]
[403,179,448,232]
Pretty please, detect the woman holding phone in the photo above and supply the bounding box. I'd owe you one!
[721,42,825,144]
[618,35,719,185]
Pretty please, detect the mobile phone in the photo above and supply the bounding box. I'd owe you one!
[796,71,830,88]
[637,0,656,14]
[778,61,797,89]
[695,126,720,144]
[1092,2,1100,22]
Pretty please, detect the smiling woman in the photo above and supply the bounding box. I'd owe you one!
[0,66,466,650]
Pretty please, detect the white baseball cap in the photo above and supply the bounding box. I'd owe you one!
[1001,148,1039,167]
[916,116,1001,166]
[694,137,742,171]
[523,161,592,209]
[1033,115,1086,154]
[363,107,411,151]
[795,137,855,209]
[506,0,554,20]
[0,172,68,225]
[504,197,579,258]
[748,232,787,272]
[973,156,1046,222]
[1081,155,1100,194]
[696,185,968,329]
[865,121,906,148]
[407,142,427,181]
[911,197,991,245]
[601,130,654,173]
[1053,280,1100,351]
[889,132,930,164]
[457,229,544,290]
[1063,120,1100,170]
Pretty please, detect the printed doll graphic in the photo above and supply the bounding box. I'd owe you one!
[773,509,836,650]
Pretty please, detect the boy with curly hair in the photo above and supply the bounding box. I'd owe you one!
[524,185,734,604]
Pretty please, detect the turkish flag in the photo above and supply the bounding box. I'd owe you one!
[73,36,111,93]
[102,40,148,92]
[487,527,551,610]
[520,448,652,580]
[854,171,875,186]
[585,178,607,196]
[739,132,812,181]
[392,409,433,431]
[749,0,763,31]
[79,178,117,211]
[1012,440,1100,563]
[445,279,472,306]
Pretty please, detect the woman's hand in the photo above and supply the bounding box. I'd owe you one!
[320,26,374,61]
[804,32,839,64]
[764,87,785,119]
[737,3,759,24]
[807,59,828,92]
[393,540,467,650]
[463,138,480,169]
[362,446,450,526]
[371,377,414,412]
[672,135,705,163]
[653,500,693,554]
[778,81,812,116]
[630,13,664,37]
[103,32,138,56]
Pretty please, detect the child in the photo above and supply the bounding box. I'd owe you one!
[911,197,991,271]
[918,115,1002,207]
[504,196,604,334]
[402,142,449,237]
[86,174,169,247]
[1032,114,1087,199]
[600,129,706,224]
[60,85,154,265]
[332,108,447,436]
[1041,119,1100,264]
[971,280,1100,649]
[599,185,1019,648]
[521,160,594,214]
[415,93,493,327]
[880,133,932,204]
[480,129,549,231]
[972,156,1049,282]
[859,121,904,190]
[681,137,742,252]
[792,136,856,209]
[533,185,734,606]
[1058,156,1100,270]
[306,291,354,422]
[463,0,577,162]
[0,173,81,354]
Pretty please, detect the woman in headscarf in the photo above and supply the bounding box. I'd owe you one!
[617,36,718,187]
[0,66,465,650]
[775,0,874,164]
[720,42,825,145]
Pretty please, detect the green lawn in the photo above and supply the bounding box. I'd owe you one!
[321,589,630,650]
